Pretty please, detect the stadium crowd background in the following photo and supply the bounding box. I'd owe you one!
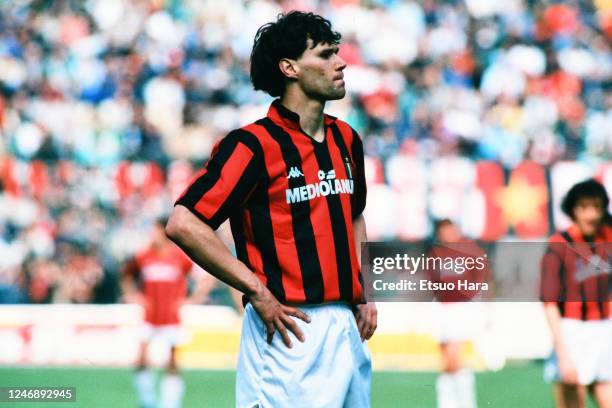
[0,0,610,305]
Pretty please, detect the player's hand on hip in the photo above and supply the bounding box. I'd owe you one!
[558,355,579,385]
[250,282,310,348]
[354,302,377,341]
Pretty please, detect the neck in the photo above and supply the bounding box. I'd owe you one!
[152,240,166,251]
[280,89,325,139]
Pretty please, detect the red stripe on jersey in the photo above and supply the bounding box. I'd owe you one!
[250,124,306,302]
[243,209,267,286]
[194,143,253,219]
[327,123,363,301]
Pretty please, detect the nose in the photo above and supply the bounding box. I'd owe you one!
[336,54,347,71]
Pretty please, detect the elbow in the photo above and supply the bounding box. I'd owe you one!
[165,206,189,243]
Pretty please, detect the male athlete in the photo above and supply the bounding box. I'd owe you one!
[428,219,488,408]
[122,218,212,408]
[165,11,376,407]
[541,179,612,408]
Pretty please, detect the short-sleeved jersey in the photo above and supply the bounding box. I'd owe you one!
[134,244,193,325]
[540,224,611,321]
[176,100,367,304]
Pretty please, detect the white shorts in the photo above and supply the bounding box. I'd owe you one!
[544,318,612,385]
[236,303,372,408]
[435,302,485,343]
[140,324,185,347]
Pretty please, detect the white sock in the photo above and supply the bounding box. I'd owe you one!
[134,369,156,408]
[456,369,477,408]
[159,373,185,408]
[437,373,458,408]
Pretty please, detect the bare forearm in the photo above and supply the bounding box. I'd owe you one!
[166,205,262,296]
[543,302,567,356]
[353,214,367,267]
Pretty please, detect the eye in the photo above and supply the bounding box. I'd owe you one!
[320,47,339,59]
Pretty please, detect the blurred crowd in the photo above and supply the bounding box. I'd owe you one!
[0,0,610,303]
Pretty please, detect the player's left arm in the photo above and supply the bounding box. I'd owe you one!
[349,125,377,341]
[353,215,377,341]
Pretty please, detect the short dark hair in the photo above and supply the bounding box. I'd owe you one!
[250,11,341,97]
[561,178,610,220]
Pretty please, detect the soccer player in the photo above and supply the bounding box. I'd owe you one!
[165,11,377,407]
[122,217,212,408]
[541,179,612,408]
[428,219,487,408]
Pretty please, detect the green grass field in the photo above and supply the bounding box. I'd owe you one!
[0,363,597,407]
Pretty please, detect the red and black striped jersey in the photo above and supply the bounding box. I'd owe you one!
[540,224,611,320]
[175,100,367,305]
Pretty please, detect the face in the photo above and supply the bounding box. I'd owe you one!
[287,39,347,101]
[437,223,461,244]
[573,197,605,237]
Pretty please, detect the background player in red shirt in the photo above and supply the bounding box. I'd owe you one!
[122,217,212,408]
[428,219,488,408]
[166,11,376,407]
[541,179,612,408]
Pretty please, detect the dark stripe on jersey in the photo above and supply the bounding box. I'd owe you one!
[230,214,251,271]
[349,126,367,217]
[558,250,566,316]
[580,283,587,320]
[597,271,606,318]
[177,129,246,208]
[259,118,324,303]
[208,157,258,227]
[242,139,286,302]
[208,133,263,228]
[247,181,286,302]
[329,122,351,161]
[326,124,357,301]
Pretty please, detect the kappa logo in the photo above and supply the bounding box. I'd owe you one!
[286,166,304,179]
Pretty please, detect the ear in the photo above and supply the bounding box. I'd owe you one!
[279,58,299,80]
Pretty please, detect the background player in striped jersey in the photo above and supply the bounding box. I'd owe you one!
[122,217,212,408]
[541,179,612,408]
[166,11,377,407]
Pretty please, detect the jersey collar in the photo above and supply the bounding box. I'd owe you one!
[267,99,337,131]
[567,223,612,243]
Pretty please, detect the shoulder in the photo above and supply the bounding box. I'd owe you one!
[332,117,359,135]
[212,126,264,158]
[134,247,152,265]
[548,231,566,244]
[327,117,362,150]
[601,223,612,241]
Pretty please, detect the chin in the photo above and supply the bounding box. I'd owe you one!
[327,88,346,100]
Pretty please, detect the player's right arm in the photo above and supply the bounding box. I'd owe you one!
[166,206,309,347]
[167,131,309,348]
[120,258,145,306]
[543,303,578,384]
